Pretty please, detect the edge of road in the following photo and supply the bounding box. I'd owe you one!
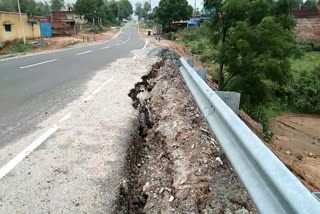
[0,26,124,63]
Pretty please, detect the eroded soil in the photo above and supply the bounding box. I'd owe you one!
[122,51,256,213]
[269,114,320,192]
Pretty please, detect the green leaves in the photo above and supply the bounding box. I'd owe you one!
[206,0,299,105]
[154,0,193,27]
[74,0,133,25]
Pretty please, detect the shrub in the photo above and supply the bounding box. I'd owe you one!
[168,32,177,41]
[289,66,320,113]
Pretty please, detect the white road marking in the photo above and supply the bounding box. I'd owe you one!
[58,112,72,123]
[92,86,103,95]
[84,77,114,102]
[126,31,131,42]
[102,77,114,86]
[101,46,111,50]
[133,55,137,60]
[20,59,57,69]
[0,110,73,180]
[115,43,121,46]
[0,124,59,179]
[76,50,93,56]
[143,40,148,50]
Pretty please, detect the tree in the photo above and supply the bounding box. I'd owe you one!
[135,2,143,20]
[0,0,50,16]
[51,0,64,11]
[204,0,299,105]
[118,0,133,20]
[135,1,151,20]
[302,0,317,10]
[154,0,193,28]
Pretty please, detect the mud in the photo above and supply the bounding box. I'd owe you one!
[121,51,256,213]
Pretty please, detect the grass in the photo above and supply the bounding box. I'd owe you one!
[291,51,320,72]
[0,41,37,55]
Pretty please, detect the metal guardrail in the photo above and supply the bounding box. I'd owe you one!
[179,57,320,214]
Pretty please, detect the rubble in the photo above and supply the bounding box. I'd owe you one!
[120,50,256,213]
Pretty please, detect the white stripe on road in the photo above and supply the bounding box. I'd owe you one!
[20,59,57,69]
[143,40,148,50]
[133,55,137,60]
[0,125,58,179]
[84,77,114,102]
[76,50,93,56]
[0,112,73,180]
[101,46,111,50]
[58,112,72,123]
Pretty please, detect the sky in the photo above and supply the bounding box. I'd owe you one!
[37,0,205,10]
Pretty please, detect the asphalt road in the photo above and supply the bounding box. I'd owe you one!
[0,22,154,213]
[0,23,145,147]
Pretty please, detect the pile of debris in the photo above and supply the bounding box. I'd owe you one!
[121,50,256,214]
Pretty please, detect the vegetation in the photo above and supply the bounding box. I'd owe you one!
[0,41,37,55]
[0,0,50,16]
[50,0,64,11]
[153,0,193,28]
[177,0,320,131]
[74,0,133,25]
[135,1,151,21]
[292,0,318,10]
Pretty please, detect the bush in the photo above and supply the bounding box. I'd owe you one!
[289,66,320,113]
[11,42,35,53]
[168,32,177,41]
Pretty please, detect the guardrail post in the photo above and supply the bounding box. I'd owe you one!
[195,68,207,82]
[185,57,194,67]
[215,91,241,115]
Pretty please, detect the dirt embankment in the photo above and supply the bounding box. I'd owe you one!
[269,114,320,192]
[118,50,256,214]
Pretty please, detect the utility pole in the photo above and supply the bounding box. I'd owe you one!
[17,0,26,44]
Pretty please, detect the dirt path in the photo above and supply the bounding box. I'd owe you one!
[269,114,320,192]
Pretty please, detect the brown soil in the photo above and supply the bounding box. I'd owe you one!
[269,114,320,192]
[122,57,256,213]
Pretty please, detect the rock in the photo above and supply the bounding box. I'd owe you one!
[285,151,292,155]
[297,153,304,161]
[216,157,223,166]
[235,208,249,214]
[159,187,165,194]
[143,182,151,193]
[169,195,174,202]
[180,177,187,185]
[309,153,313,157]
[164,187,172,193]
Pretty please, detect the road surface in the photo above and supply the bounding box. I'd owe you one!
[0,23,153,213]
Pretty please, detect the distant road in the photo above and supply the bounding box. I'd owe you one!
[0,23,145,147]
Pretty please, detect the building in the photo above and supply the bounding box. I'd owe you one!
[51,11,76,36]
[0,11,41,44]
[292,1,320,42]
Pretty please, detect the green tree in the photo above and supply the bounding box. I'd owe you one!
[154,0,193,28]
[0,0,50,16]
[118,0,133,20]
[204,0,299,105]
[135,1,151,20]
[302,0,317,10]
[135,2,143,20]
[50,0,64,11]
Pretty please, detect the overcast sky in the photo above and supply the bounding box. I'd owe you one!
[37,0,205,10]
